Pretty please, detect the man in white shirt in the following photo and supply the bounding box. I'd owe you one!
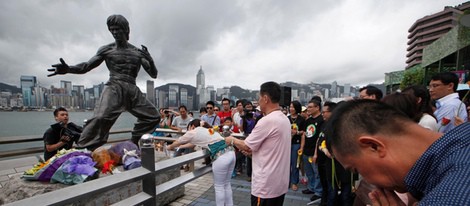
[171,105,193,133]
[170,105,194,170]
[429,72,468,133]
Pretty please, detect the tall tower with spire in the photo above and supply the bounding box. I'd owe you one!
[196,66,205,90]
[196,66,206,107]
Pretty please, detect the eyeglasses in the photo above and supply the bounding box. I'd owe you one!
[428,83,444,89]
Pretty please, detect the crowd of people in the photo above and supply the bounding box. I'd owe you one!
[42,14,469,205]
[43,72,469,206]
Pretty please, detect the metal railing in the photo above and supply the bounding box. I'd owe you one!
[0,128,136,158]
[4,128,211,206]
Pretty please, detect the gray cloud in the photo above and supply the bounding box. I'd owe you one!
[0,0,464,91]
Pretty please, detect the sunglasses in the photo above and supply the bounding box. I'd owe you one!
[206,107,213,109]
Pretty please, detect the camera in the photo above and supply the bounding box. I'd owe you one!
[241,108,255,119]
[51,122,81,142]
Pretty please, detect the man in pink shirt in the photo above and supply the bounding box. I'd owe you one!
[225,81,291,206]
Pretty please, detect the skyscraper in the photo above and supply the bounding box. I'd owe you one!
[406,2,470,69]
[196,65,205,90]
[146,80,155,105]
[344,83,351,97]
[60,80,72,96]
[196,66,206,107]
[20,75,37,108]
[73,85,85,109]
[331,81,337,98]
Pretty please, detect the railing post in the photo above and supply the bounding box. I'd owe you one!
[140,134,156,206]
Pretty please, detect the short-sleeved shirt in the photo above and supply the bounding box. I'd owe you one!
[201,113,220,126]
[405,123,470,205]
[244,110,291,198]
[418,113,438,132]
[171,116,193,130]
[171,116,193,138]
[302,115,324,156]
[233,112,242,127]
[289,115,305,144]
[218,111,232,124]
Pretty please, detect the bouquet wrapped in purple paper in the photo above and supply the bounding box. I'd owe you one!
[108,141,142,170]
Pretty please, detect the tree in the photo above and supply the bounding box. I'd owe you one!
[400,65,425,90]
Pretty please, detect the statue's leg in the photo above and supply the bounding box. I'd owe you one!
[77,83,124,150]
[127,85,160,145]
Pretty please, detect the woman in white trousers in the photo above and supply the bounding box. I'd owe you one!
[167,119,236,206]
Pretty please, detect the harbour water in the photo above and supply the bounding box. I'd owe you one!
[0,111,137,137]
[0,111,137,153]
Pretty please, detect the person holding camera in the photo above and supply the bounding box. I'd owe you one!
[43,107,83,161]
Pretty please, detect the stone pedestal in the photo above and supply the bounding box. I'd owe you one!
[0,151,183,205]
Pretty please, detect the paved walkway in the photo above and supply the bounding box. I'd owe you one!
[171,161,319,206]
[1,156,320,206]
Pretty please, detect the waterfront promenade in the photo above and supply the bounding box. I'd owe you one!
[1,154,317,206]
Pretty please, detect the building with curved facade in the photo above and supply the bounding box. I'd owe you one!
[406,2,470,69]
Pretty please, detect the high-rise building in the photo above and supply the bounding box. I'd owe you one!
[406,2,470,69]
[73,85,85,109]
[180,88,188,107]
[20,75,37,108]
[168,84,179,108]
[196,66,205,90]
[344,83,351,97]
[155,83,196,110]
[60,80,72,96]
[196,66,206,107]
[146,80,155,105]
[331,81,337,98]
[324,88,329,101]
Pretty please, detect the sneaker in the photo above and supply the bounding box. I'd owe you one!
[291,184,298,191]
[307,198,321,206]
[310,194,321,201]
[302,189,315,194]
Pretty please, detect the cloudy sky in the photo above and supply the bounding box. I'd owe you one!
[0,0,465,91]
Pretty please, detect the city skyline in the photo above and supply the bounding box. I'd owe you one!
[0,1,465,91]
[0,72,363,94]
[1,70,365,110]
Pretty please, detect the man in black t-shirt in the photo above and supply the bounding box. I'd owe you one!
[301,100,324,202]
[43,107,82,161]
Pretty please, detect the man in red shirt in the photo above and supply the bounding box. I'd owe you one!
[218,98,232,124]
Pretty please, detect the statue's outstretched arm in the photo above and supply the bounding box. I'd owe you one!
[140,45,158,79]
[48,46,108,77]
